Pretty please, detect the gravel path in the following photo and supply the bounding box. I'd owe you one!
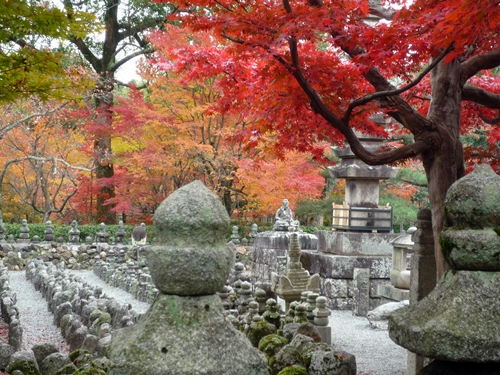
[8,271,70,353]
[330,310,407,375]
[6,270,407,374]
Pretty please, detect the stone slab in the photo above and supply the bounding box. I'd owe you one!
[253,231,318,250]
[301,251,391,279]
[352,268,370,316]
[316,326,332,345]
[316,231,400,255]
[377,284,410,302]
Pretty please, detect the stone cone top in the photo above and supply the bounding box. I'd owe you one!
[153,180,230,247]
[444,164,500,229]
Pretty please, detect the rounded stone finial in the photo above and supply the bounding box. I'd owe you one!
[153,180,230,246]
[441,164,500,271]
[445,164,500,229]
[147,180,234,295]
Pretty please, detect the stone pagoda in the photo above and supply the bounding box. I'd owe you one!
[108,180,267,375]
[389,164,500,374]
[271,231,320,309]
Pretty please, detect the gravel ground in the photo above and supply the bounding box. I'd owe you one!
[6,270,407,374]
[8,271,70,353]
[329,310,407,375]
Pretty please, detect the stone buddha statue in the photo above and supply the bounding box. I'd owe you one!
[273,199,300,231]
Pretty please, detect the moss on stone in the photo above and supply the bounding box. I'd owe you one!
[69,349,91,362]
[247,321,277,347]
[5,358,41,375]
[276,365,308,375]
[440,235,454,264]
[53,363,78,375]
[258,334,288,358]
[73,367,107,375]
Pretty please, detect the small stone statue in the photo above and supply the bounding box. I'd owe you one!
[230,225,240,245]
[131,223,147,246]
[68,220,80,244]
[273,199,300,231]
[0,219,6,242]
[18,219,30,243]
[262,298,281,329]
[96,223,109,243]
[313,296,331,327]
[294,304,308,323]
[43,220,55,242]
[116,220,126,244]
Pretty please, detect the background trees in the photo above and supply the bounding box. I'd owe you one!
[60,0,176,223]
[0,99,93,222]
[155,0,500,279]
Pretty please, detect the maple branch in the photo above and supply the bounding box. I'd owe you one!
[287,34,433,166]
[221,32,294,72]
[462,85,500,109]
[461,49,500,83]
[479,112,500,125]
[343,44,454,123]
[0,102,70,140]
[282,0,292,13]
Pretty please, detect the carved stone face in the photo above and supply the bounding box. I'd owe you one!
[282,199,289,208]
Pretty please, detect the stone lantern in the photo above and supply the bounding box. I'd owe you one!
[328,131,398,231]
[390,226,415,289]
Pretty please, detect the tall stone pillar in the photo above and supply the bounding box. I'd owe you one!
[108,180,268,375]
[407,208,436,375]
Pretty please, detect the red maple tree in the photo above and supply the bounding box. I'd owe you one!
[152,0,500,280]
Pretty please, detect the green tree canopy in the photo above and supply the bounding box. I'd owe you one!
[0,0,97,102]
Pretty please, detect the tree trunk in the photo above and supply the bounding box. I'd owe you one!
[422,58,465,281]
[94,79,116,224]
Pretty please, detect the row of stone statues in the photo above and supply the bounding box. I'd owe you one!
[0,219,147,245]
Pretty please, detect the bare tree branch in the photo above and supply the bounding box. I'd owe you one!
[0,102,70,140]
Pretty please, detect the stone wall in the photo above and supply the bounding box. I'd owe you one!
[301,251,391,310]
[251,230,394,312]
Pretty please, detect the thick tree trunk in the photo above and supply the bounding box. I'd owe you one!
[423,58,465,281]
[94,79,116,224]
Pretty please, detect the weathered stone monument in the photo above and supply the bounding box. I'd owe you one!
[252,199,318,287]
[377,227,415,303]
[272,231,320,309]
[273,198,300,231]
[389,164,500,374]
[108,180,268,375]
